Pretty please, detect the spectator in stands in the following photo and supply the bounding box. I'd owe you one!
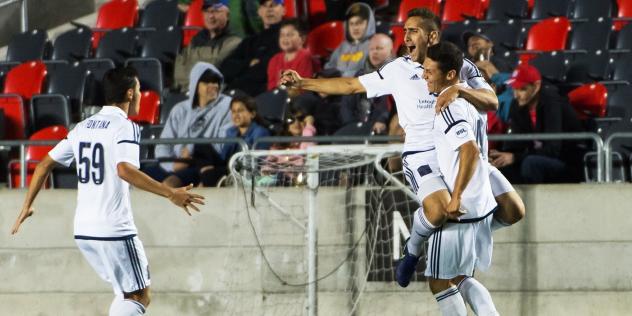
[174,0,242,92]
[267,19,315,91]
[339,33,393,134]
[220,0,285,96]
[462,31,513,123]
[324,2,376,77]
[292,68,343,135]
[220,92,271,160]
[150,62,233,187]
[489,64,584,184]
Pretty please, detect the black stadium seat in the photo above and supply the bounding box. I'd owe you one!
[139,0,180,29]
[6,29,50,62]
[30,94,72,131]
[95,28,138,65]
[531,0,572,20]
[51,26,92,61]
[568,18,612,52]
[45,60,90,120]
[125,57,164,94]
[572,0,613,20]
[485,0,528,21]
[529,51,567,83]
[255,88,290,133]
[81,58,116,106]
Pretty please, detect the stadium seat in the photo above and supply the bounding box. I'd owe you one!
[441,20,479,51]
[568,18,612,52]
[614,22,632,52]
[520,17,570,63]
[125,57,163,94]
[29,94,72,132]
[479,19,524,51]
[6,29,50,62]
[611,54,632,83]
[565,50,613,84]
[307,0,327,26]
[81,58,116,106]
[284,0,297,18]
[9,125,68,188]
[396,0,442,23]
[530,0,572,20]
[51,26,93,61]
[51,165,78,188]
[306,21,345,59]
[92,0,139,49]
[95,28,138,65]
[614,0,632,31]
[160,90,187,124]
[138,0,179,29]
[389,24,404,55]
[572,0,613,20]
[567,82,608,119]
[3,61,47,100]
[442,0,486,23]
[0,94,26,139]
[334,121,372,136]
[255,88,290,133]
[129,90,161,125]
[139,27,181,88]
[529,51,567,83]
[606,85,632,120]
[45,60,89,120]
[484,0,528,21]
[584,151,626,182]
[182,0,204,47]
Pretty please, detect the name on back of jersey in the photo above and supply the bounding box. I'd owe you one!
[85,120,111,129]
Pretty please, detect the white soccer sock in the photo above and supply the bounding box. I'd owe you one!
[109,297,146,316]
[457,276,499,316]
[491,215,511,232]
[434,286,467,316]
[407,208,438,256]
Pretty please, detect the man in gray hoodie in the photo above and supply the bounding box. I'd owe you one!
[324,2,376,77]
[150,62,233,187]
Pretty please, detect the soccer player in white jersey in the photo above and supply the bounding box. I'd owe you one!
[10,67,205,316]
[280,5,523,273]
[423,41,500,316]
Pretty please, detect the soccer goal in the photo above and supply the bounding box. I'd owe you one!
[227,144,428,315]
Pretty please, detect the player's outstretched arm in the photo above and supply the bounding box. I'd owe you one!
[446,141,480,219]
[117,162,205,216]
[280,70,366,95]
[11,155,58,235]
[435,86,499,113]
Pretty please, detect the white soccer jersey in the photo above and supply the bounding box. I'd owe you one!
[432,88,496,220]
[358,56,492,153]
[48,106,141,238]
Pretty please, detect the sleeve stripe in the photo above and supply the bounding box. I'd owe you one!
[441,110,453,125]
[463,58,482,77]
[444,119,468,134]
[445,107,456,123]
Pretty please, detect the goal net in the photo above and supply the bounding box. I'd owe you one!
[221,144,428,315]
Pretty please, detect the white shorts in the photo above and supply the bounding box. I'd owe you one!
[75,235,150,294]
[424,216,494,280]
[488,164,514,196]
[402,150,447,203]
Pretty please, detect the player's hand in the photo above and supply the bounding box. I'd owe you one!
[445,197,467,221]
[168,184,205,216]
[279,70,303,88]
[11,207,35,235]
[489,150,514,168]
[435,85,460,114]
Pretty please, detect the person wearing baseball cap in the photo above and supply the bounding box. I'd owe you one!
[174,0,242,92]
[489,63,584,184]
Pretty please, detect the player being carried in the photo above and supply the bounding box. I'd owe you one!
[280,6,524,301]
[11,67,205,316]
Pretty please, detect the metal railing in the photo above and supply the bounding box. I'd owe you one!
[604,132,632,182]
[0,132,606,188]
[0,0,28,32]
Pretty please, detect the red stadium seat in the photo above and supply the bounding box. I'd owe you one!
[3,61,47,100]
[390,24,405,55]
[129,90,161,125]
[306,21,345,59]
[442,0,486,23]
[568,83,608,119]
[9,125,68,188]
[284,0,297,18]
[308,0,327,25]
[92,0,139,49]
[520,17,570,63]
[0,94,26,139]
[397,0,442,23]
[182,0,204,47]
[615,0,632,31]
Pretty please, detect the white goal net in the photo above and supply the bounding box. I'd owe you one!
[221,144,429,316]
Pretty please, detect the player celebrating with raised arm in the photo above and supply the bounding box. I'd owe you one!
[423,41,500,316]
[281,5,524,282]
[11,67,205,316]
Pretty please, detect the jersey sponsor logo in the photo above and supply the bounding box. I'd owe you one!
[417,98,435,110]
[456,128,468,138]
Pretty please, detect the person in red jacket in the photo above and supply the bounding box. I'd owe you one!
[267,18,315,90]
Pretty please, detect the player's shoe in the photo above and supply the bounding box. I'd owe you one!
[396,240,419,288]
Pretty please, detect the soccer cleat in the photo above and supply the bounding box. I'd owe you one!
[396,243,420,288]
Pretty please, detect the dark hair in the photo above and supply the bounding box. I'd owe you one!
[103,66,138,105]
[279,18,307,37]
[407,8,441,34]
[426,41,463,74]
[346,2,370,21]
[230,91,265,125]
